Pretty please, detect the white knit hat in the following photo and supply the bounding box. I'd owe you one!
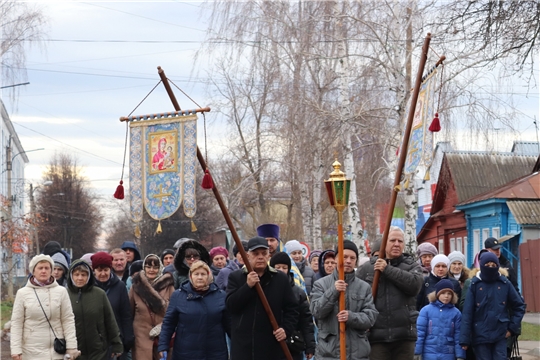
[431,254,450,268]
[285,240,303,253]
[29,254,54,273]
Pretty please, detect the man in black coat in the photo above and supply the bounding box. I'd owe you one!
[484,237,519,292]
[226,236,299,360]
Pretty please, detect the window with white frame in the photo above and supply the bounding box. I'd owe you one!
[492,227,500,239]
[450,238,456,252]
[463,236,468,264]
[473,230,481,259]
[438,239,444,253]
[456,237,462,252]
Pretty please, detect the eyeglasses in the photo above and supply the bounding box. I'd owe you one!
[186,255,200,260]
[144,265,159,270]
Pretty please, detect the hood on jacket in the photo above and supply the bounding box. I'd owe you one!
[173,239,210,275]
[318,249,336,278]
[427,290,458,304]
[120,241,141,262]
[67,259,95,292]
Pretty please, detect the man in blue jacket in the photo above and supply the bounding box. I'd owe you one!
[459,252,525,360]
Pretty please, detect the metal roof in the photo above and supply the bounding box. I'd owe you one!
[507,200,540,225]
[511,141,540,155]
[445,152,537,203]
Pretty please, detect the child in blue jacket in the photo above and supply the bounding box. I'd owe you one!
[460,252,525,360]
[415,279,466,360]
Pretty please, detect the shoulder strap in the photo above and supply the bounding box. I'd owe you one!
[34,288,58,339]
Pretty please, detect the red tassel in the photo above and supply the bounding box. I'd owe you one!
[429,113,441,132]
[201,169,214,190]
[113,180,124,199]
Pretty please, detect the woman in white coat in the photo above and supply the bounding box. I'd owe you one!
[10,254,79,360]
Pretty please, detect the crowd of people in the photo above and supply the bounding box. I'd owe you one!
[10,226,525,360]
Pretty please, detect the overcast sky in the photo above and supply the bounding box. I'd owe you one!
[4,1,540,214]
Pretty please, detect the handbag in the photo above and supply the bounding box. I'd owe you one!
[286,330,305,354]
[34,289,67,354]
[147,305,175,348]
[510,336,522,360]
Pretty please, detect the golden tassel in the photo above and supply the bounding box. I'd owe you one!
[394,184,402,192]
[156,221,162,234]
[134,224,141,238]
[191,220,197,232]
[404,178,410,189]
[424,171,430,181]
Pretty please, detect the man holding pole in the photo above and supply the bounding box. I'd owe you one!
[356,226,423,360]
[226,236,299,360]
[311,240,378,359]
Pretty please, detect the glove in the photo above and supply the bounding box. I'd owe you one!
[66,349,81,359]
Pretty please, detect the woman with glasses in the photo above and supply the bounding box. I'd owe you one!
[129,254,175,360]
[164,239,210,289]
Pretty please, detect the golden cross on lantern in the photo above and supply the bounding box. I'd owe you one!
[153,184,172,207]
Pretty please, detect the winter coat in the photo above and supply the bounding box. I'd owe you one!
[226,266,299,360]
[157,281,231,359]
[356,253,423,344]
[210,263,226,278]
[168,240,211,289]
[450,267,470,289]
[295,258,316,295]
[10,277,77,360]
[415,294,465,360]
[311,270,378,360]
[67,260,123,360]
[215,259,241,290]
[129,270,175,360]
[95,272,135,358]
[416,273,462,311]
[287,273,316,358]
[459,270,525,347]
[499,254,519,293]
[315,250,336,280]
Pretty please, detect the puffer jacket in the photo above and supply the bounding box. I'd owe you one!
[10,278,77,360]
[67,260,123,360]
[459,270,525,347]
[295,258,316,295]
[415,297,465,360]
[416,273,462,311]
[157,282,230,359]
[311,270,378,360]
[356,253,423,344]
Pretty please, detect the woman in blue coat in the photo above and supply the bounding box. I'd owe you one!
[415,279,465,360]
[158,260,231,359]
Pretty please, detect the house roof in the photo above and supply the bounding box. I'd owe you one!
[444,152,537,203]
[458,171,540,206]
[507,200,540,225]
[511,141,540,155]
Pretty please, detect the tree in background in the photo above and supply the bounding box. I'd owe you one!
[35,153,102,259]
[0,0,46,100]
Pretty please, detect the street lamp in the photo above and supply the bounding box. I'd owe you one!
[29,180,53,255]
[324,159,350,360]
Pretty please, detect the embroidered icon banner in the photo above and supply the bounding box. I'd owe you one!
[129,114,197,225]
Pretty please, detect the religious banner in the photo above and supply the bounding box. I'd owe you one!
[402,68,437,188]
[129,113,197,233]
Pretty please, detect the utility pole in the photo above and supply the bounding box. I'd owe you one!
[29,183,38,255]
[6,136,14,300]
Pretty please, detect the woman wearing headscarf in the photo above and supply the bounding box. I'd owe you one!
[129,254,175,360]
[416,254,462,311]
[158,260,231,360]
[91,252,134,359]
[10,254,79,360]
[67,259,123,360]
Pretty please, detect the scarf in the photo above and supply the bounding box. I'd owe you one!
[30,276,55,287]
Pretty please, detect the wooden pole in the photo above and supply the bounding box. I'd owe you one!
[371,33,435,298]
[337,212,346,360]
[157,66,293,360]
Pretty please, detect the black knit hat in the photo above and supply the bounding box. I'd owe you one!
[270,252,291,272]
[161,249,175,263]
[233,241,248,257]
[129,260,144,277]
[336,240,359,259]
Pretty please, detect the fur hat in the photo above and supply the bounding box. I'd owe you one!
[91,252,113,269]
[285,240,303,253]
[209,246,229,260]
[417,242,438,257]
[51,252,69,273]
[270,252,292,272]
[29,254,54,273]
[448,251,466,265]
[256,223,280,239]
[436,279,455,297]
